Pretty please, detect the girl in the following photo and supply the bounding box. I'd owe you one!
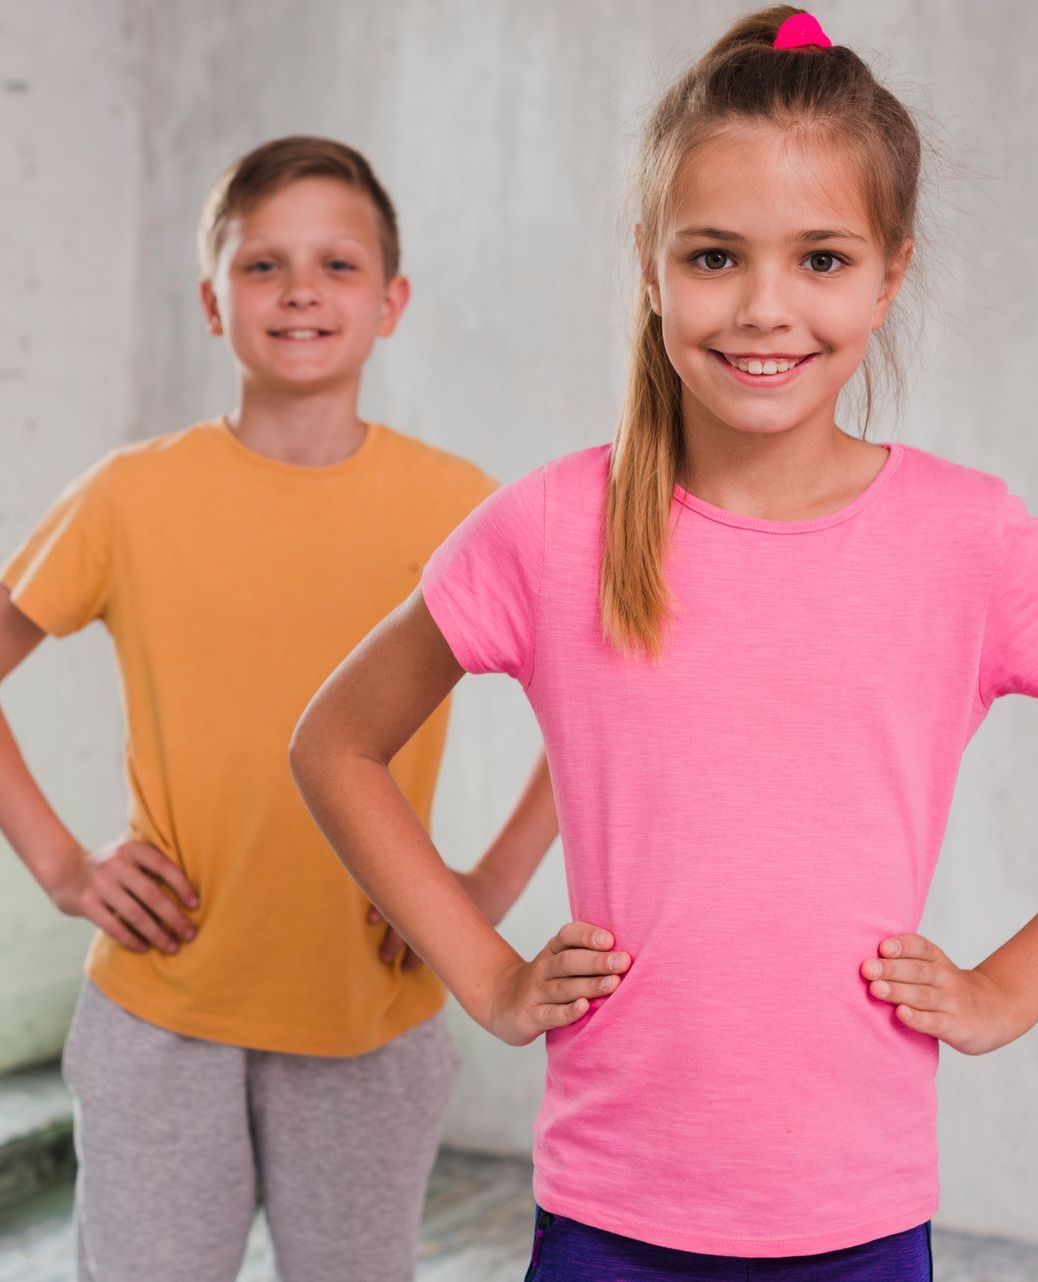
[290,9,1038,1280]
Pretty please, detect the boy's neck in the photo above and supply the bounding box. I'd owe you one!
[226,384,369,467]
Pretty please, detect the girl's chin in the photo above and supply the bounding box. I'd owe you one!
[683,395,817,437]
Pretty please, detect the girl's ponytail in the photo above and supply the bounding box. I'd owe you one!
[601,6,920,656]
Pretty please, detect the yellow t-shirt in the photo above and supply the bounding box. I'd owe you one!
[3,420,496,1055]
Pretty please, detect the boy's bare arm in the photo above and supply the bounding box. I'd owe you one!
[466,752,559,924]
[0,587,198,953]
[290,588,629,1046]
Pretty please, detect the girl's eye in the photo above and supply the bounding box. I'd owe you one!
[692,250,735,271]
[328,259,356,272]
[804,252,845,274]
[245,260,277,274]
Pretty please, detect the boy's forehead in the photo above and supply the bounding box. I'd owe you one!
[225,176,381,246]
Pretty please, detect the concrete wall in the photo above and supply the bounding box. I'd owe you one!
[3,0,1037,1243]
[0,0,141,1070]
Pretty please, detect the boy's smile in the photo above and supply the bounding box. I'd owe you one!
[647,124,910,443]
[202,176,407,396]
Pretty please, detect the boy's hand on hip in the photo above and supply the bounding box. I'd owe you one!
[483,921,630,1047]
[861,933,1006,1055]
[366,868,510,971]
[48,838,199,956]
[367,903,423,972]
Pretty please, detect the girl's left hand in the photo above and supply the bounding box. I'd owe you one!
[861,933,1008,1055]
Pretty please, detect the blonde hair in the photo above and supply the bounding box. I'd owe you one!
[197,135,400,279]
[602,6,921,656]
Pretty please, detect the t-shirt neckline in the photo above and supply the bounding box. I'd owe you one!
[212,417,383,480]
[672,442,903,534]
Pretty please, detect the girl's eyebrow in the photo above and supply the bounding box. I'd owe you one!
[675,226,747,242]
[798,228,868,244]
[675,225,867,244]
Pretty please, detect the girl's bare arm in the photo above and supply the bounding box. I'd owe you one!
[290,588,628,1046]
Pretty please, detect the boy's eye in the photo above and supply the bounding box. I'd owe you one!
[328,259,356,272]
[245,260,277,274]
[804,252,845,274]
[691,249,735,271]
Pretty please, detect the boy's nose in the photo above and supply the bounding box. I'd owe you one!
[281,274,321,306]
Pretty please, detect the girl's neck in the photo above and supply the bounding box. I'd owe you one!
[227,381,367,467]
[681,424,889,524]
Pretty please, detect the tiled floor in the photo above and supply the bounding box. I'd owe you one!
[2,1149,1037,1281]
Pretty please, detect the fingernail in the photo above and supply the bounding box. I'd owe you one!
[863,961,881,979]
[593,931,611,948]
[599,976,618,992]
[190,898,200,908]
[872,980,890,997]
[608,952,627,971]
[883,939,900,955]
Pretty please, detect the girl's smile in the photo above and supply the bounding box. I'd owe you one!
[710,349,819,386]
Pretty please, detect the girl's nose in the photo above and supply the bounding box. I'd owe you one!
[733,268,793,333]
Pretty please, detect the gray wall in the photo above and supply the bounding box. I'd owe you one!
[3,0,1037,1243]
[0,1,138,1066]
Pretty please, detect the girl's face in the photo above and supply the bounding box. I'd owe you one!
[647,124,910,442]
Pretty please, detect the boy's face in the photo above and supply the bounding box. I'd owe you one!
[200,176,407,396]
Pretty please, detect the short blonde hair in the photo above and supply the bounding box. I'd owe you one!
[197,135,400,279]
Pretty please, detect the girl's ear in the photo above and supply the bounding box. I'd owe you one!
[199,279,223,336]
[872,239,913,331]
[635,225,662,316]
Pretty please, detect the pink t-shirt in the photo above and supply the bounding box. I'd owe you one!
[422,441,1038,1258]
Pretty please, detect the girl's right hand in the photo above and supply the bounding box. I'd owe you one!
[484,921,631,1047]
[46,838,199,955]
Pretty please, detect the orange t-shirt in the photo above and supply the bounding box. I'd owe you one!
[3,420,496,1055]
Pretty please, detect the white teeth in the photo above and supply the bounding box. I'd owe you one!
[276,329,324,339]
[728,356,799,375]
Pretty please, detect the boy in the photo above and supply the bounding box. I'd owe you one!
[0,137,558,1281]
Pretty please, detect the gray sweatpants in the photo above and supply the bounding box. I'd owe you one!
[62,981,461,1282]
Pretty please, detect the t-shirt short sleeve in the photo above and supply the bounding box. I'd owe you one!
[455,467,499,521]
[980,491,1038,704]
[1,456,116,636]
[422,464,545,687]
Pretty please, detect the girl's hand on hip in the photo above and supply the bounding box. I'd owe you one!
[48,838,199,956]
[484,921,631,1047]
[861,933,1006,1055]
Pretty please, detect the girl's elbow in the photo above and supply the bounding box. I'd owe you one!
[288,709,321,790]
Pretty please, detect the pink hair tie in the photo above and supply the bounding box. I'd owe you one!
[772,12,833,50]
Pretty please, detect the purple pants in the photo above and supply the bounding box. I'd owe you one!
[524,1208,932,1281]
